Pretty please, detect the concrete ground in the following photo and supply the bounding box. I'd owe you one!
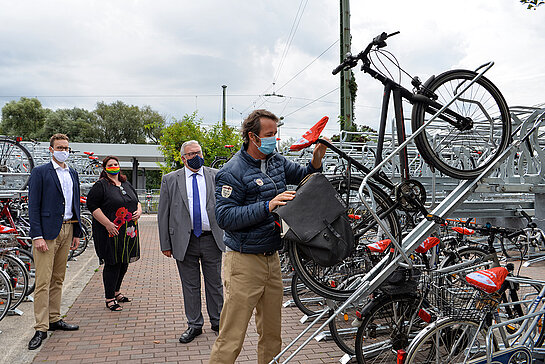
[0,214,543,363]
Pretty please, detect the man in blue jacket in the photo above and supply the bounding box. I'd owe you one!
[27,133,82,350]
[209,109,327,364]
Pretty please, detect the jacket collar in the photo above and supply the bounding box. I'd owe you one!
[240,144,276,167]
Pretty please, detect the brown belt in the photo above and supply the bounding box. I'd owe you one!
[62,220,78,224]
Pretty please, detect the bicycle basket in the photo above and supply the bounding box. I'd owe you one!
[426,271,499,321]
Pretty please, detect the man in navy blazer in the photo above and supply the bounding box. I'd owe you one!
[27,133,82,350]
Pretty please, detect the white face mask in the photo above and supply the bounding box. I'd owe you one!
[53,150,69,163]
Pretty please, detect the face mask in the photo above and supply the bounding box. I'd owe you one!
[254,135,277,155]
[105,166,120,175]
[186,155,205,170]
[53,150,69,163]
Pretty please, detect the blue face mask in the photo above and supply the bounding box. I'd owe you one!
[186,155,205,170]
[254,135,277,155]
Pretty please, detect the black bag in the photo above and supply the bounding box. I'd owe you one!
[275,173,354,267]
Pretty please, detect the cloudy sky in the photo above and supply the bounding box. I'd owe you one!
[0,0,543,142]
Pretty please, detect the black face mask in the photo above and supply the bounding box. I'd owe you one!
[186,155,204,170]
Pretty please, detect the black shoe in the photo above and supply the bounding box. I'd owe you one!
[28,331,47,350]
[211,325,219,333]
[178,327,202,343]
[48,319,79,331]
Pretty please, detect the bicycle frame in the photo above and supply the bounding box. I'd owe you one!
[479,276,545,363]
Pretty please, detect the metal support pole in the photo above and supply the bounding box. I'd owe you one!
[340,0,352,132]
[222,85,227,123]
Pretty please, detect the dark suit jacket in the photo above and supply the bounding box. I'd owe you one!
[28,161,82,240]
[157,166,225,262]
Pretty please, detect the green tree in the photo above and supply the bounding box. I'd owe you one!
[141,106,165,144]
[1,97,49,139]
[39,107,102,142]
[158,113,242,174]
[521,0,544,9]
[94,101,147,144]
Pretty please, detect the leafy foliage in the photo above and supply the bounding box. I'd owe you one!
[1,97,50,139]
[158,114,241,174]
[520,0,544,9]
[40,107,102,142]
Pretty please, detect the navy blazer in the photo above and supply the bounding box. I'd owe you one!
[28,162,82,240]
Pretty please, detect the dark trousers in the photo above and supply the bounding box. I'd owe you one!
[103,262,129,299]
[176,233,223,329]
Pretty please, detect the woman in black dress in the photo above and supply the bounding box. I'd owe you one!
[86,156,141,311]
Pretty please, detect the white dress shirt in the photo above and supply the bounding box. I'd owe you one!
[184,166,211,232]
[52,160,74,220]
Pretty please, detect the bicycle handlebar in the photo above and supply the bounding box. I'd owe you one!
[332,31,400,75]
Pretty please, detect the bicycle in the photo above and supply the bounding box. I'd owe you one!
[210,144,237,169]
[0,137,35,191]
[403,272,545,363]
[286,30,511,302]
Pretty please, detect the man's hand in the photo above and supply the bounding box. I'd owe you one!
[311,137,329,169]
[269,190,296,212]
[70,237,80,251]
[162,250,172,258]
[34,238,48,252]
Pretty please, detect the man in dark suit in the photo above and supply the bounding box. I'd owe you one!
[27,133,82,350]
[158,140,225,344]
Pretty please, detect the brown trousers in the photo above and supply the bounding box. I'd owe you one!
[33,223,73,331]
[209,251,283,364]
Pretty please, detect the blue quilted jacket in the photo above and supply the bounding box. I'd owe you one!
[215,146,322,254]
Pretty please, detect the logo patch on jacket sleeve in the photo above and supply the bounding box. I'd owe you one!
[255,178,264,186]
[221,185,233,198]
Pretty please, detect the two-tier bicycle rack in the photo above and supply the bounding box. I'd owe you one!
[271,63,545,363]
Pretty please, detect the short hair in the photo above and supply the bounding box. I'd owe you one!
[180,140,201,155]
[50,133,69,147]
[241,109,279,145]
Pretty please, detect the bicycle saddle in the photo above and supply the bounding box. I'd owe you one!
[451,226,475,235]
[366,239,391,253]
[289,116,329,151]
[465,266,509,294]
[415,236,441,254]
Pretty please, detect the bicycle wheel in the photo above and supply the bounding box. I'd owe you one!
[17,249,35,296]
[211,157,229,169]
[0,269,12,321]
[3,254,29,310]
[0,138,34,190]
[70,223,90,258]
[411,70,511,180]
[329,301,365,356]
[290,273,325,317]
[405,318,492,364]
[288,176,400,300]
[355,294,422,363]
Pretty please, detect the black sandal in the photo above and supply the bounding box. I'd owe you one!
[106,299,123,311]
[115,293,131,303]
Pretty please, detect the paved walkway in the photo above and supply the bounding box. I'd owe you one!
[31,215,340,364]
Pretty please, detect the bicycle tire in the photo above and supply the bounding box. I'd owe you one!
[355,294,422,363]
[210,157,229,169]
[0,138,35,190]
[328,301,365,356]
[290,272,325,317]
[288,176,400,300]
[0,269,12,321]
[411,70,511,180]
[3,253,29,310]
[405,318,494,363]
[16,249,35,296]
[70,222,90,258]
